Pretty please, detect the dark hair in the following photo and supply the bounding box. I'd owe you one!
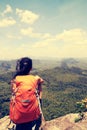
[13,57,32,78]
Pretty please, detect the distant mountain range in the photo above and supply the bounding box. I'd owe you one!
[0,58,87,73]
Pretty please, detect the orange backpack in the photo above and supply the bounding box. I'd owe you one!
[10,75,42,124]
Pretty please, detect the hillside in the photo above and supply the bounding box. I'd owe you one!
[40,66,87,120]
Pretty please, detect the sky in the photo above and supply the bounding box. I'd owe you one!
[0,0,87,60]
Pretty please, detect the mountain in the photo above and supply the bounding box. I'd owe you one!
[0,59,60,74]
[0,57,87,74]
[1,112,87,130]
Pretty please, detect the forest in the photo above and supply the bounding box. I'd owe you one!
[0,58,87,121]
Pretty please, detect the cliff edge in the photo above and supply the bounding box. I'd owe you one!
[0,112,87,130]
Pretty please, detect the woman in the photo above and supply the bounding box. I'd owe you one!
[10,57,44,130]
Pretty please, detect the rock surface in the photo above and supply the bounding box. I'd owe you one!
[0,116,15,130]
[1,113,87,130]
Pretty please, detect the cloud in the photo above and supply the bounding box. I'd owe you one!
[0,43,34,60]
[0,17,16,27]
[2,4,13,16]
[56,29,87,44]
[0,28,87,59]
[21,27,41,38]
[16,8,39,24]
[23,28,87,49]
[4,4,12,13]
[57,42,87,58]
[7,34,22,39]
[21,27,51,39]
[20,28,87,53]
[31,28,87,58]
[33,40,49,48]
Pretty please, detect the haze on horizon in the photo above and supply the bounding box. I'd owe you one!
[0,0,87,60]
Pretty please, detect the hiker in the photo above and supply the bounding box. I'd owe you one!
[9,57,44,130]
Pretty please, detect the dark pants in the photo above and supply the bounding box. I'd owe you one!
[16,115,42,130]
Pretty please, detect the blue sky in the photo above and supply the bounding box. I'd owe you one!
[0,0,87,60]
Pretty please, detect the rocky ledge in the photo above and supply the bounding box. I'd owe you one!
[0,112,87,130]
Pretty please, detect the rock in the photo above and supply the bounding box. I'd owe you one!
[1,113,87,130]
[42,112,87,130]
[0,116,15,130]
